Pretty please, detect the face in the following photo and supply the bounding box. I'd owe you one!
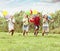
[23,13,26,18]
[37,13,40,17]
[11,16,13,19]
[25,13,28,18]
[44,14,48,19]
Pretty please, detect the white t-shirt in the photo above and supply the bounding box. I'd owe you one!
[43,18,49,27]
[23,18,29,25]
[8,18,15,31]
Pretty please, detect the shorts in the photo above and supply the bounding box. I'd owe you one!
[8,25,14,32]
[34,25,39,30]
[43,26,49,32]
[23,25,29,31]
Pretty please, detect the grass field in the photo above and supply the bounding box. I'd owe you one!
[0,32,60,51]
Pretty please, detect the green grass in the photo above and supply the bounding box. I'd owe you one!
[0,32,60,51]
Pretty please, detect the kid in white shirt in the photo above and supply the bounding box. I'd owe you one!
[23,14,29,36]
[7,16,15,36]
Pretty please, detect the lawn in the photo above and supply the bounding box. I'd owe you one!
[0,32,60,51]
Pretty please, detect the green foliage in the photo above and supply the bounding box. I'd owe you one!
[51,27,60,34]
[0,18,8,32]
[0,10,60,34]
[50,10,60,28]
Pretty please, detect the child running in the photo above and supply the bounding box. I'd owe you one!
[7,16,15,36]
[22,13,29,36]
[42,14,54,36]
[33,13,41,36]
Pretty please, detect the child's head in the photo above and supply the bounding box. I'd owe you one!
[10,16,14,19]
[24,13,28,18]
[37,12,40,17]
[43,14,48,19]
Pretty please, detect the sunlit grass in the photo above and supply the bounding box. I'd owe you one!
[0,32,60,51]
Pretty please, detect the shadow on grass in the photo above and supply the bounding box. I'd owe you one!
[0,37,10,39]
[18,33,60,39]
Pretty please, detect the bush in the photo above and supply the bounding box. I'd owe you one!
[51,27,60,34]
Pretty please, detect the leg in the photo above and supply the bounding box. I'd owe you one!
[36,30,38,36]
[26,26,29,36]
[34,25,37,36]
[23,30,26,36]
[42,30,45,36]
[42,26,46,36]
[9,30,12,35]
[46,27,49,35]
[26,31,28,36]
[35,26,39,36]
[34,29,36,36]
[36,26,39,36]
[11,30,14,36]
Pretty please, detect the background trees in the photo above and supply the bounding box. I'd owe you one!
[0,10,60,34]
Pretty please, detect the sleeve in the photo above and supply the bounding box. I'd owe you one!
[12,18,15,23]
[23,18,26,22]
[48,16,52,20]
[6,18,10,21]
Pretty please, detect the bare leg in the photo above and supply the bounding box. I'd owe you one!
[34,29,36,36]
[23,30,26,36]
[26,31,28,36]
[34,29,38,36]
[11,30,14,36]
[42,30,45,36]
[36,29,39,36]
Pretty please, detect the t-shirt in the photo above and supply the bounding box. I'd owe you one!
[23,17,29,25]
[33,16,40,26]
[8,18,15,30]
[43,18,49,26]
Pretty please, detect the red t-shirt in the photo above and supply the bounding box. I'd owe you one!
[33,16,40,26]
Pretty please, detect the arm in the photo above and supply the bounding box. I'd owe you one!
[49,19,54,23]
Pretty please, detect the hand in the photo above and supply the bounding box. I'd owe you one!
[51,20,54,23]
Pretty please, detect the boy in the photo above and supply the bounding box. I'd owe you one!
[33,13,41,36]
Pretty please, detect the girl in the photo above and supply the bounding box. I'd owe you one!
[42,14,54,36]
[7,16,15,36]
[22,14,29,36]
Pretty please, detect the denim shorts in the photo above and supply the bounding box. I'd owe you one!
[23,25,29,31]
[43,26,49,32]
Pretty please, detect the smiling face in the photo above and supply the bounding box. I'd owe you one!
[37,13,40,17]
[44,14,48,19]
[10,16,14,20]
[23,13,28,18]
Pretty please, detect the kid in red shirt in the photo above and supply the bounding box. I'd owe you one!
[33,13,41,36]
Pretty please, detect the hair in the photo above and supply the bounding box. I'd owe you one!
[37,12,40,14]
[43,15,48,20]
[26,15,28,17]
